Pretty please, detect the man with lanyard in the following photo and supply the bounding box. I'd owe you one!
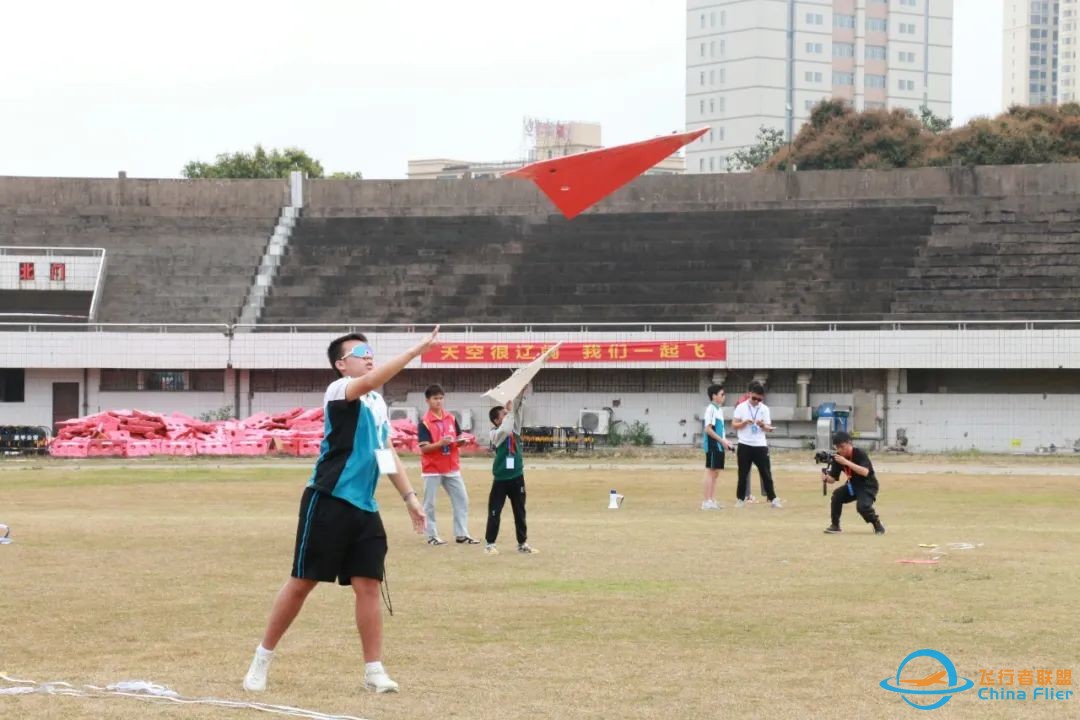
[243,328,437,695]
[823,431,886,535]
[731,381,781,508]
[417,384,479,546]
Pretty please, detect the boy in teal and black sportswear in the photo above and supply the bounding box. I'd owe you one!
[484,398,538,556]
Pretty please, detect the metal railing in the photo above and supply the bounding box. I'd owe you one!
[0,319,1078,334]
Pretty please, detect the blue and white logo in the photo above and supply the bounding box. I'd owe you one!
[880,649,975,711]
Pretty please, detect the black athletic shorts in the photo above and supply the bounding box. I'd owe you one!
[291,486,387,585]
[705,446,726,470]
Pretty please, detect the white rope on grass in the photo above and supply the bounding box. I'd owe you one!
[0,673,369,720]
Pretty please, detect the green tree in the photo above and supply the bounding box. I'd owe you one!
[182,145,326,179]
[754,99,1080,171]
[927,104,1080,166]
[328,171,364,180]
[919,105,952,134]
[729,126,788,171]
[764,99,929,171]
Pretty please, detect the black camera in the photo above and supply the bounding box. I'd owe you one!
[814,450,835,464]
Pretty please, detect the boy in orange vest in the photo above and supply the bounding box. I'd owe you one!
[417,384,478,546]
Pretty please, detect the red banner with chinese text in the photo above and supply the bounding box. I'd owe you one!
[421,341,726,364]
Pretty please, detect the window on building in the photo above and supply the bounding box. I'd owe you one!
[710,11,716,27]
[901,0,916,6]
[699,99,705,114]
[700,13,705,28]
[805,70,823,82]
[718,126,725,141]
[833,71,855,85]
[144,371,187,392]
[866,45,887,60]
[717,96,725,112]
[835,14,856,29]
[100,369,138,391]
[191,370,225,392]
[709,156,715,171]
[720,10,726,26]
[806,41,823,53]
[699,158,705,171]
[709,69,716,84]
[805,98,821,110]
[18,262,34,281]
[866,101,886,109]
[49,262,66,281]
[867,18,887,31]
[718,67,726,83]
[865,74,886,88]
[0,369,25,403]
[709,98,715,113]
[834,42,855,58]
[700,42,706,57]
[806,12,823,25]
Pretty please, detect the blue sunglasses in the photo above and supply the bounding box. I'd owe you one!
[340,343,374,361]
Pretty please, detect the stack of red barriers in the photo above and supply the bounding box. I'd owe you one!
[49,408,480,459]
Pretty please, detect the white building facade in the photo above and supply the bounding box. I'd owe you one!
[686,0,954,173]
[4,321,1080,454]
[1004,0,1080,106]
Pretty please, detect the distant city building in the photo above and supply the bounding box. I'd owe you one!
[1004,0,1079,106]
[685,0,954,174]
[407,120,685,179]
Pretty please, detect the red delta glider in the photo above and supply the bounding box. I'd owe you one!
[504,127,708,219]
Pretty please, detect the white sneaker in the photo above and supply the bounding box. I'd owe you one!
[364,667,400,694]
[771,498,784,509]
[734,500,745,508]
[484,544,499,555]
[243,649,273,692]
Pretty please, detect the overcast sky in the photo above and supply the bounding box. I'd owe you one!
[0,0,1000,180]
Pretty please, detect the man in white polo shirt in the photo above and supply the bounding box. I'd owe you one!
[731,381,781,508]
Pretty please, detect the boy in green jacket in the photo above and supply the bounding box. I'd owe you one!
[484,398,538,555]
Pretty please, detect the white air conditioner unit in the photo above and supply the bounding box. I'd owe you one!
[451,409,473,432]
[389,406,418,424]
[579,409,612,435]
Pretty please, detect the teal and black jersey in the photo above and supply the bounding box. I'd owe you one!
[308,377,391,512]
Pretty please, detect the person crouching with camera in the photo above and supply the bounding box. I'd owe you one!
[822,432,885,535]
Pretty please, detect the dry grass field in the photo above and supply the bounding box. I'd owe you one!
[1,454,1078,719]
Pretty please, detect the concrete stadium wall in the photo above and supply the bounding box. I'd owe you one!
[303,164,1080,216]
[5,164,1080,219]
[0,177,286,216]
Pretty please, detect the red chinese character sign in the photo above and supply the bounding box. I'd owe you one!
[504,128,709,219]
[422,341,726,365]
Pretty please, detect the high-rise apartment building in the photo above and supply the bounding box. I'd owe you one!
[1065,1,1080,101]
[1004,0,1079,106]
[686,0,954,173]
